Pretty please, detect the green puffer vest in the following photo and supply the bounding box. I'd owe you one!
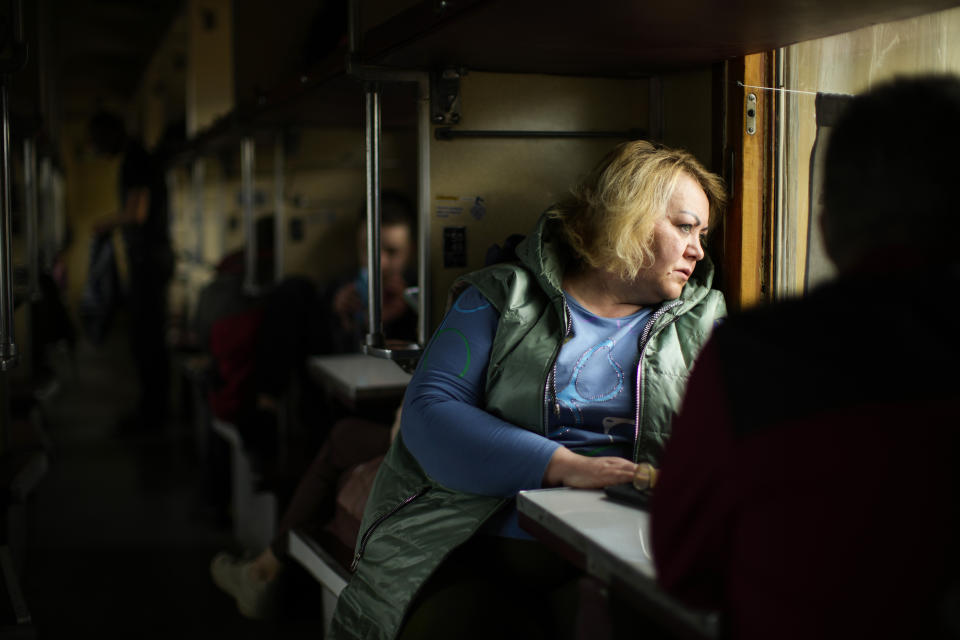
[328,215,726,640]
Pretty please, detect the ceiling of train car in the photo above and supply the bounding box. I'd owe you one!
[52,0,183,113]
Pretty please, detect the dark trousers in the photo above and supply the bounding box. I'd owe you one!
[127,266,170,427]
[398,535,581,640]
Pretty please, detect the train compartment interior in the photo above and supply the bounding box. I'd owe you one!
[0,0,958,636]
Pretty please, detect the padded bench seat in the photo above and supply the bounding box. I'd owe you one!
[209,418,277,551]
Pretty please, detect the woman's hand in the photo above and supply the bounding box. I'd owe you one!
[543,446,638,489]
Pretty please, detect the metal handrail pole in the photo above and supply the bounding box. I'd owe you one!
[364,83,383,348]
[240,137,256,293]
[192,158,205,264]
[39,157,53,270]
[415,73,431,345]
[23,138,39,300]
[273,132,285,284]
[0,85,19,371]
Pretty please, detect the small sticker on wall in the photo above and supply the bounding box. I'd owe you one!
[443,226,467,268]
[436,195,485,219]
[470,197,486,220]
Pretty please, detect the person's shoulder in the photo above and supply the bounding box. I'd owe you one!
[448,283,493,309]
[706,288,837,382]
[462,261,528,282]
[454,262,537,312]
[684,285,725,312]
[674,279,726,333]
[714,296,803,343]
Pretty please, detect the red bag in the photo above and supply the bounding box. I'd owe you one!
[207,307,264,422]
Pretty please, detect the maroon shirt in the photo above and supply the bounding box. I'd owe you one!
[651,269,959,639]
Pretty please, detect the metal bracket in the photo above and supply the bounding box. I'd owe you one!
[435,127,646,141]
[0,343,18,371]
[345,60,426,85]
[745,93,757,136]
[362,343,423,373]
[430,68,462,125]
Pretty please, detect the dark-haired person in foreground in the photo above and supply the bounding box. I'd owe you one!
[652,75,960,639]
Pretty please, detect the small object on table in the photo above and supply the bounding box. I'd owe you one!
[604,482,652,510]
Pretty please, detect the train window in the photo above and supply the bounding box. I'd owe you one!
[778,5,960,296]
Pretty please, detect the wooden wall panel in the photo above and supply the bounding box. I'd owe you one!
[721,53,774,311]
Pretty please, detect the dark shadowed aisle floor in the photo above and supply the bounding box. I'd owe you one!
[21,312,325,639]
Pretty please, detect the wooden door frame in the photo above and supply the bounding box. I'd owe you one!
[716,52,775,312]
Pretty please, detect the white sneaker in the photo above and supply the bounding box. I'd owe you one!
[210,552,277,620]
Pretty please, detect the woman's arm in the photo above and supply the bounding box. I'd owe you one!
[402,286,561,496]
[404,285,639,495]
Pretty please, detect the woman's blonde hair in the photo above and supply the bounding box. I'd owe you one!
[549,140,727,280]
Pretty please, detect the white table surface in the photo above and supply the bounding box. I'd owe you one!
[288,529,349,596]
[517,487,717,639]
[307,353,412,403]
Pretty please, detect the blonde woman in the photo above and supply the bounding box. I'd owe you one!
[330,141,728,640]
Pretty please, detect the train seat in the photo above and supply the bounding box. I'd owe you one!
[209,418,277,551]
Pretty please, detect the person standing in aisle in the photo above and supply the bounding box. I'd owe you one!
[90,110,174,431]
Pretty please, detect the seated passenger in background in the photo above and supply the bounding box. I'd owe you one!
[209,192,418,620]
[246,190,417,459]
[212,193,416,465]
[190,215,275,353]
[329,140,728,640]
[188,216,276,457]
[651,75,960,639]
[321,190,418,354]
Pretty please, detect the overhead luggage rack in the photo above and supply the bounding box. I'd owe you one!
[359,0,960,74]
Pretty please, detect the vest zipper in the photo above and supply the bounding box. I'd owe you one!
[350,486,432,573]
[633,300,683,461]
[543,298,573,434]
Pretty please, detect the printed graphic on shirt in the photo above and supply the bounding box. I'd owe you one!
[453,296,491,314]
[419,287,497,380]
[424,328,471,377]
[554,338,625,424]
[548,296,653,454]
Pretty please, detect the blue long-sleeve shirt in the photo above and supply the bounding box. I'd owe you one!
[402,285,652,537]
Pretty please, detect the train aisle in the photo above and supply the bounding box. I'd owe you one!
[21,312,324,638]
